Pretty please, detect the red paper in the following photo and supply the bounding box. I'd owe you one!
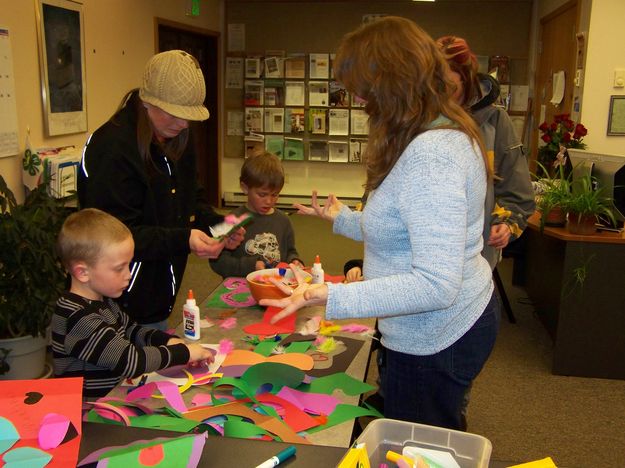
[242,306,296,337]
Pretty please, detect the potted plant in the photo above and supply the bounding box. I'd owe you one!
[0,175,68,379]
[564,174,616,235]
[533,162,571,229]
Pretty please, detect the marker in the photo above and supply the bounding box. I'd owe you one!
[254,445,296,468]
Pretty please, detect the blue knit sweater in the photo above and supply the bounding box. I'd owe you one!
[326,129,494,355]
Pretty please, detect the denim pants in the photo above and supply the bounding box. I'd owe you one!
[141,319,169,332]
[382,291,500,430]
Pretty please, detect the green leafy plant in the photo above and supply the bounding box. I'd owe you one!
[564,173,616,226]
[0,175,68,340]
[533,162,572,230]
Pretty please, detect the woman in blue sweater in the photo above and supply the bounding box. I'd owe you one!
[262,17,500,430]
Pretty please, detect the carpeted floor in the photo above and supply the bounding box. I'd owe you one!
[174,211,625,467]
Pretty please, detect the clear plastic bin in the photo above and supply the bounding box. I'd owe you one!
[354,418,492,468]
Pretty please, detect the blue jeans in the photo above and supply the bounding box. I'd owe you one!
[141,319,169,332]
[382,291,500,430]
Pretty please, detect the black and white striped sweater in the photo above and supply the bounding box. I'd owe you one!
[52,291,189,398]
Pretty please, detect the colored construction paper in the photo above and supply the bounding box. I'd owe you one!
[276,387,340,416]
[128,414,201,433]
[0,377,83,468]
[2,446,52,467]
[0,416,19,453]
[306,403,382,434]
[243,306,296,336]
[255,394,320,432]
[90,402,132,426]
[285,341,312,353]
[77,434,206,468]
[203,278,260,309]
[126,381,187,413]
[38,413,74,450]
[220,365,249,378]
[240,362,305,395]
[254,340,278,357]
[279,333,316,345]
[223,419,270,440]
[221,349,314,371]
[307,336,365,377]
[298,372,374,396]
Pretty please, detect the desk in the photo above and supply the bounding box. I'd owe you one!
[525,212,625,379]
[187,282,375,448]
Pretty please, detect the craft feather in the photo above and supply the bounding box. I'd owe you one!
[317,337,338,353]
[298,316,321,335]
[271,345,286,355]
[218,338,235,354]
[340,323,374,335]
[218,317,237,330]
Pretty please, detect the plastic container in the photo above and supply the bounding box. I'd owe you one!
[311,255,325,284]
[182,290,200,340]
[353,418,492,468]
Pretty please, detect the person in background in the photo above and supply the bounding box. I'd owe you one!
[262,16,500,431]
[210,152,304,277]
[53,208,214,399]
[78,50,243,330]
[437,35,535,269]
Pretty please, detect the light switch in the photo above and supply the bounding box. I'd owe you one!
[614,69,625,88]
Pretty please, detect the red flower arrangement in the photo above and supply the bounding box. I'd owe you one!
[537,113,587,170]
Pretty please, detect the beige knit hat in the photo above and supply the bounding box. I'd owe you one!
[139,50,209,121]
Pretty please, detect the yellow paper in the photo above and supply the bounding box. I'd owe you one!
[507,457,557,468]
[338,444,370,468]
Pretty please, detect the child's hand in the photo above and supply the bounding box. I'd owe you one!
[345,266,363,283]
[255,260,266,271]
[291,259,304,268]
[186,344,214,365]
[167,337,185,346]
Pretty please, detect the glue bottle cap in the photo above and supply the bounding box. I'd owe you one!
[314,255,321,265]
[186,289,197,306]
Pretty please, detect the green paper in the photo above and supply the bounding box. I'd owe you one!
[224,419,271,440]
[298,372,374,396]
[285,341,312,353]
[203,284,263,309]
[2,446,52,467]
[241,362,305,395]
[210,376,280,419]
[93,434,201,466]
[86,409,124,426]
[306,403,382,434]
[254,340,277,357]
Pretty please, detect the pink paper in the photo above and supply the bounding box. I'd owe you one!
[219,317,238,330]
[38,413,71,450]
[276,386,340,416]
[126,381,187,413]
[90,402,132,425]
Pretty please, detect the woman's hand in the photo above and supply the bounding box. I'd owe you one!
[259,264,329,323]
[186,343,215,365]
[190,229,225,259]
[487,223,512,250]
[293,191,344,222]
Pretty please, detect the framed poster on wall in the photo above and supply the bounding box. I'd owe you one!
[36,0,87,136]
[607,95,625,136]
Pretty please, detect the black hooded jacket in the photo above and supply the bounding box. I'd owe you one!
[78,91,223,324]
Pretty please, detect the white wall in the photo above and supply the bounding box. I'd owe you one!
[579,1,625,154]
[0,0,222,202]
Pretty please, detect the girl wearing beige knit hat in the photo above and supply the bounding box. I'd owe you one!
[78,50,243,330]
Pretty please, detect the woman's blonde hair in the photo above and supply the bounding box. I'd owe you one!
[57,208,131,270]
[334,16,488,191]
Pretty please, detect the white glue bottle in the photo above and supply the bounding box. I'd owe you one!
[311,255,325,284]
[183,289,200,340]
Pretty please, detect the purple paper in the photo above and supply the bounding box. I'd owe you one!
[276,386,340,415]
[126,381,187,413]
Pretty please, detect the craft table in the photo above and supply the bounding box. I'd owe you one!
[79,422,348,467]
[182,278,376,448]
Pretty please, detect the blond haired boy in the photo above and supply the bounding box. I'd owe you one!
[53,208,212,398]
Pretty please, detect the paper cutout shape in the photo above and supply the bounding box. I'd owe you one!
[77,434,206,467]
[23,392,43,405]
[221,349,313,371]
[0,417,19,454]
[202,278,258,308]
[255,394,320,432]
[126,381,187,413]
[243,306,296,336]
[299,372,374,396]
[223,419,270,440]
[38,413,77,450]
[2,446,52,467]
[276,387,340,416]
[240,362,305,395]
[306,403,382,434]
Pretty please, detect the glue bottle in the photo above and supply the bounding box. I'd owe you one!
[183,290,200,340]
[311,255,325,284]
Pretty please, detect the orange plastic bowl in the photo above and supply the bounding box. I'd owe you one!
[246,268,312,302]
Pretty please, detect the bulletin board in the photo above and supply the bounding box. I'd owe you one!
[0,27,20,158]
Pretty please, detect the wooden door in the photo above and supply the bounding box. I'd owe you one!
[157,20,221,208]
[531,1,580,166]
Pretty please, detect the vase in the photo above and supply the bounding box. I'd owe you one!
[542,206,567,227]
[0,335,47,380]
[567,213,597,235]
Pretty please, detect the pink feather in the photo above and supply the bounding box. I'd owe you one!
[219,338,235,354]
[219,317,237,330]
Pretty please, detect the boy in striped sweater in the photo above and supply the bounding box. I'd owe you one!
[52,208,213,398]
